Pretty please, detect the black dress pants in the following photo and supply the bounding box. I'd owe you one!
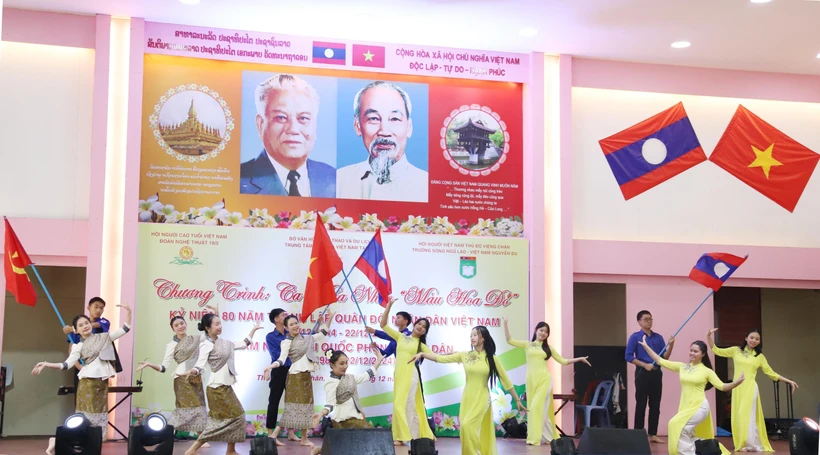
[634,367,663,436]
[266,365,290,429]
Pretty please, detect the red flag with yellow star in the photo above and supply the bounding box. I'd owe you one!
[709,105,819,212]
[300,218,343,322]
[4,218,37,306]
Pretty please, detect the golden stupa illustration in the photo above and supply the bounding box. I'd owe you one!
[159,99,223,155]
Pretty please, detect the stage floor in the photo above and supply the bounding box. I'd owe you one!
[0,436,792,454]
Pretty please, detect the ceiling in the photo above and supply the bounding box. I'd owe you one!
[7,0,820,76]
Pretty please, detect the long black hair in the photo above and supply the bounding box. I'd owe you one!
[692,340,715,390]
[414,318,431,365]
[531,322,553,361]
[738,329,763,357]
[474,325,500,388]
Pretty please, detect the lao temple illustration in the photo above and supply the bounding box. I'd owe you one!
[159,100,223,155]
[452,118,500,166]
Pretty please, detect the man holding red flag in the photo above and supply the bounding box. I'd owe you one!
[300,217,343,322]
[4,217,37,306]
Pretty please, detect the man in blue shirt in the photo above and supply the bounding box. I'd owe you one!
[366,310,412,358]
[625,310,675,443]
[264,308,297,445]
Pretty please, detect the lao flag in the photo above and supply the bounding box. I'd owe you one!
[599,102,707,200]
[312,41,346,65]
[355,231,391,306]
[688,253,747,291]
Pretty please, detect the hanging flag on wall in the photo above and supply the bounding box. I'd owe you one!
[351,44,386,68]
[709,105,819,212]
[3,218,37,306]
[599,102,707,200]
[312,41,346,65]
[688,253,747,291]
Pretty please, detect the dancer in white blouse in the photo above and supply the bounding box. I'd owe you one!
[183,312,263,455]
[263,311,335,448]
[309,348,385,455]
[32,304,132,455]
[136,305,218,448]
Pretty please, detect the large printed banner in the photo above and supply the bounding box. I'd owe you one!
[139,45,524,238]
[144,22,529,83]
[132,223,529,437]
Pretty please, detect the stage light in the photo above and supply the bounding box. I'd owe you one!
[55,413,102,455]
[128,413,174,455]
[788,417,819,455]
[671,41,691,49]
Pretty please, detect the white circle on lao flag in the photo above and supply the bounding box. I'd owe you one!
[642,138,667,165]
[324,48,334,58]
[713,262,730,278]
[377,260,387,279]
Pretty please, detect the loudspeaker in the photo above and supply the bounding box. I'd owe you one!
[695,439,722,455]
[551,436,578,455]
[322,428,394,455]
[410,437,437,455]
[249,436,278,455]
[577,428,651,455]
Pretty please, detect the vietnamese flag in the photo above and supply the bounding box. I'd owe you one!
[300,218,343,322]
[351,44,386,68]
[709,105,820,212]
[4,218,37,306]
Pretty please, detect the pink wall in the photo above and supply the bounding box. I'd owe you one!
[2,8,96,49]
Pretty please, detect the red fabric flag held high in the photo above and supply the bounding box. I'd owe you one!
[4,218,37,306]
[709,105,820,212]
[300,219,343,322]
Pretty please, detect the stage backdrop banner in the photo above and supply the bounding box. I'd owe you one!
[138,48,524,238]
[132,223,529,438]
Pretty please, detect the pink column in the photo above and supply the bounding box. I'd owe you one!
[112,16,145,433]
[557,54,575,431]
[523,52,546,326]
[84,14,112,303]
[625,278,717,437]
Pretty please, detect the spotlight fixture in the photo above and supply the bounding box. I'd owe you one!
[671,41,691,49]
[127,413,174,455]
[787,417,819,455]
[750,0,773,3]
[55,413,103,455]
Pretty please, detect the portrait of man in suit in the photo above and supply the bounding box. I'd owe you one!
[240,74,336,197]
[336,81,428,202]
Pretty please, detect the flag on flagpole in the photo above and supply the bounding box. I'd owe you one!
[688,253,747,291]
[355,230,392,307]
[300,219,343,322]
[4,218,37,306]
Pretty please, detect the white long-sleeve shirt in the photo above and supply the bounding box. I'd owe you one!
[62,324,131,379]
[159,335,205,377]
[324,366,379,422]
[275,329,327,374]
[194,336,248,388]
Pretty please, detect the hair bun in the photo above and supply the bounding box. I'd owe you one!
[197,322,205,331]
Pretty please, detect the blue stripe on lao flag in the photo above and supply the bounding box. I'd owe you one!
[605,116,702,186]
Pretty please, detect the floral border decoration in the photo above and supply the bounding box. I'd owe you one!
[149,84,235,163]
[440,104,510,177]
[138,193,523,237]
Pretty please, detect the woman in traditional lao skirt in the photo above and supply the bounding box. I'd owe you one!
[308,348,386,455]
[707,328,798,452]
[32,304,132,455]
[639,335,745,455]
[183,312,263,455]
[410,325,526,455]
[379,297,435,446]
[263,311,336,448]
[502,317,590,446]
[135,307,218,444]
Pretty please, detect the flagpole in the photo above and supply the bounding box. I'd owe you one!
[310,263,358,333]
[339,269,374,344]
[653,290,714,365]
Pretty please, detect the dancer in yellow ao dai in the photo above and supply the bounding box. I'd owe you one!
[411,325,526,455]
[707,328,799,452]
[502,317,591,445]
[379,297,436,445]
[639,336,745,455]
